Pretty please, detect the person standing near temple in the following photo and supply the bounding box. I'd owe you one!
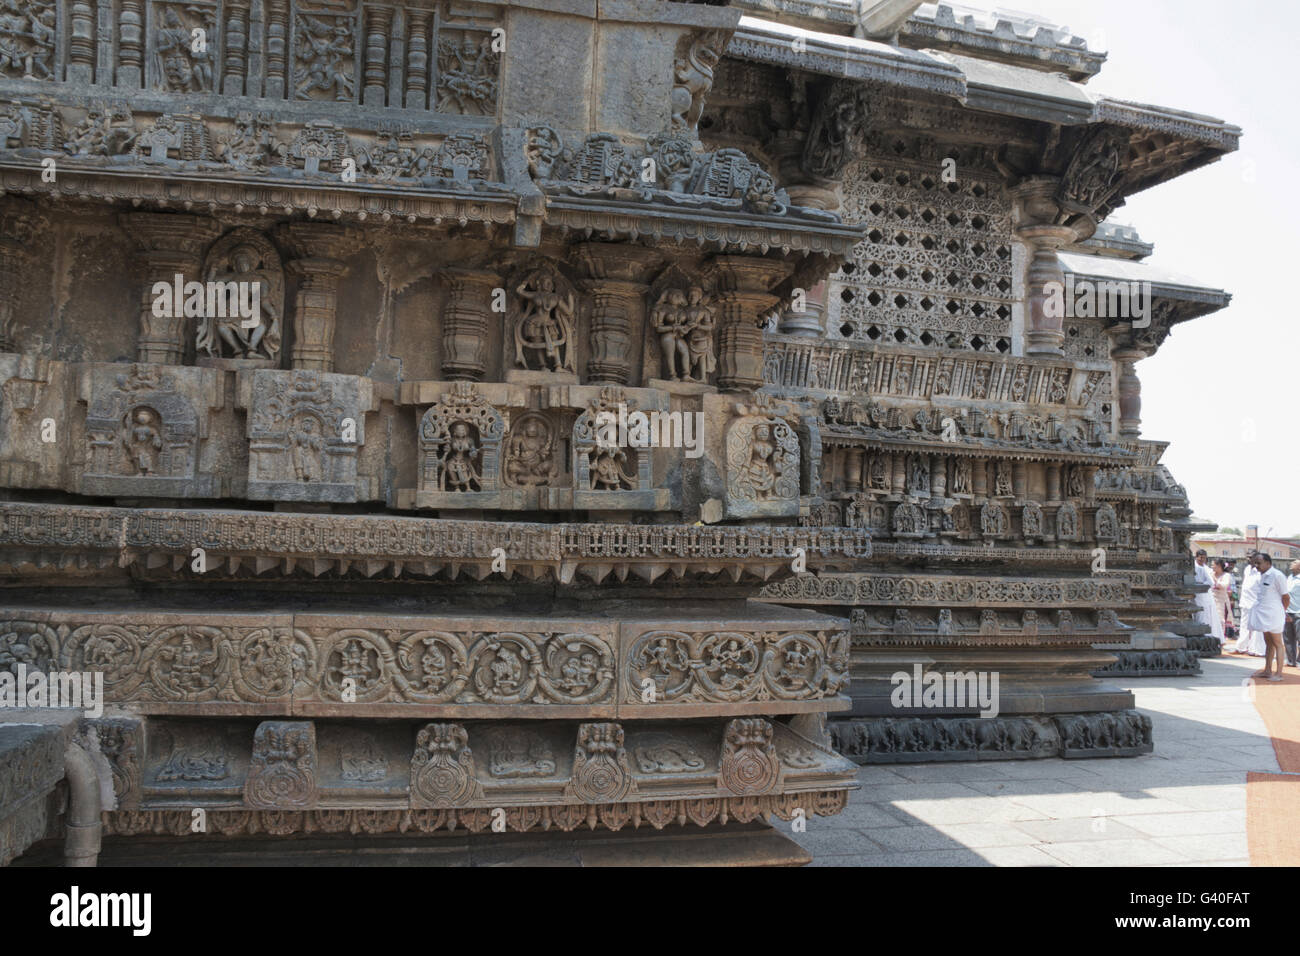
[1285,560,1300,667]
[1245,553,1290,681]
[1193,550,1222,643]
[1235,551,1266,657]
[1212,558,1234,646]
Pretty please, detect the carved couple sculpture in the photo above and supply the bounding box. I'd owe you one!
[653,285,716,382]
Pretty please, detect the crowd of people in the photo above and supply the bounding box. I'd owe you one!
[1194,550,1300,680]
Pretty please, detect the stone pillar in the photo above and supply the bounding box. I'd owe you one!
[363,5,391,106]
[1083,465,1099,504]
[222,2,249,95]
[711,256,792,392]
[1011,178,1074,358]
[117,0,143,87]
[1113,347,1146,439]
[1046,464,1061,502]
[777,279,827,337]
[889,453,906,498]
[575,244,660,386]
[1012,460,1027,501]
[439,269,496,381]
[405,10,432,109]
[0,199,39,353]
[278,223,358,373]
[930,455,946,498]
[67,0,96,83]
[972,457,988,498]
[264,0,289,98]
[120,212,222,365]
[845,448,864,493]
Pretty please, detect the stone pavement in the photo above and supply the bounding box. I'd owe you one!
[794,654,1275,866]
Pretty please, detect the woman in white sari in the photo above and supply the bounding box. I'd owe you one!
[1194,550,1222,642]
[1211,559,1232,644]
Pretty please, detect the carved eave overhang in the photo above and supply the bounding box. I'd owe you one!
[726,16,966,99]
[0,502,871,584]
[1059,250,1232,354]
[539,195,863,256]
[0,159,518,227]
[1096,97,1243,195]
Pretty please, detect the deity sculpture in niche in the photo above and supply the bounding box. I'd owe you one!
[441,422,482,492]
[952,457,972,496]
[289,414,324,482]
[123,407,164,475]
[198,230,285,364]
[652,288,690,380]
[153,5,215,93]
[725,400,801,517]
[994,460,1014,497]
[512,265,576,374]
[416,382,503,498]
[295,14,355,102]
[504,412,558,488]
[1057,501,1080,540]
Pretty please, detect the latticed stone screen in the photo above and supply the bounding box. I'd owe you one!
[827,152,1015,355]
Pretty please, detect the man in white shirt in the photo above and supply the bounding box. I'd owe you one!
[1245,552,1291,681]
[1285,560,1300,667]
[1236,553,1264,655]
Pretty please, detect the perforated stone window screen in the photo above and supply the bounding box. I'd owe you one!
[828,154,1014,355]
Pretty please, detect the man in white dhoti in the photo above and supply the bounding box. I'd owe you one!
[1245,552,1290,681]
[1235,553,1266,656]
[1193,550,1222,641]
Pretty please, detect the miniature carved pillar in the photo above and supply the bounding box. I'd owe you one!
[576,243,659,386]
[777,279,827,337]
[120,212,222,365]
[363,5,392,106]
[222,2,249,95]
[711,256,793,392]
[890,453,905,497]
[0,199,39,353]
[117,0,144,87]
[439,269,497,381]
[264,0,289,98]
[278,223,357,372]
[971,457,988,498]
[1012,178,1074,358]
[67,1,96,83]
[1046,464,1061,502]
[930,456,946,498]
[1083,465,1099,504]
[1012,461,1027,500]
[405,10,432,109]
[1113,347,1146,439]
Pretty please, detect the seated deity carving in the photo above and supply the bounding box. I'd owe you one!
[504,414,557,488]
[198,230,285,363]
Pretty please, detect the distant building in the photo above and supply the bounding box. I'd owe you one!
[1192,530,1300,561]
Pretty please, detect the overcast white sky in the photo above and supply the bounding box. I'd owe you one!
[996,0,1297,535]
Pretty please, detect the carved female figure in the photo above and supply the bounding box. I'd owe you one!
[289,415,324,483]
[124,407,163,475]
[740,424,779,499]
[440,421,481,491]
[683,286,716,381]
[652,288,689,380]
[515,272,575,372]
